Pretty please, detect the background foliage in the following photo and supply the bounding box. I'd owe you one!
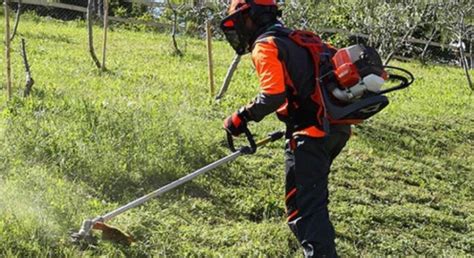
[115,0,473,64]
[276,0,472,63]
[17,1,472,64]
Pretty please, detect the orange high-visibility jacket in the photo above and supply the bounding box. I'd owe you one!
[244,25,326,138]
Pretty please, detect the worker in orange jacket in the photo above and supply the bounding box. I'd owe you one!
[221,1,350,257]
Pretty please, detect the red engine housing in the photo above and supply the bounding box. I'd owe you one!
[332,46,362,88]
[331,45,386,89]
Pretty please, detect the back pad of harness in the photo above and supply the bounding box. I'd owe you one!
[322,86,389,120]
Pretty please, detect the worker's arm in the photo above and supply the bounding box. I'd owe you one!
[244,39,286,122]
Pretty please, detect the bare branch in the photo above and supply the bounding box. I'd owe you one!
[384,3,432,65]
[20,38,35,97]
[10,0,21,41]
[167,0,182,56]
[216,54,241,101]
[384,24,417,65]
[420,27,437,64]
[87,0,102,69]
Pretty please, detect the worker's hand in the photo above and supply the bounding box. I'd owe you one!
[223,108,250,137]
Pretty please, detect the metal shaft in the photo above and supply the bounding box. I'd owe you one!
[99,151,242,222]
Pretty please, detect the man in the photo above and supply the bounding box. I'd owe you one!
[220,0,351,257]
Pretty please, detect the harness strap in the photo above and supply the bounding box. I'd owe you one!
[254,28,334,134]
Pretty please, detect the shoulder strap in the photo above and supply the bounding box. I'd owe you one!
[254,28,333,132]
[253,26,292,47]
[287,30,332,131]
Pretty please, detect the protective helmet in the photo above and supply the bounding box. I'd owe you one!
[228,0,277,15]
[220,0,280,55]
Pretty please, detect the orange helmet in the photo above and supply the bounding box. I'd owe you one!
[221,0,280,55]
[228,0,277,15]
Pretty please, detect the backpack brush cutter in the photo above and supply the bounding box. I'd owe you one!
[320,44,415,123]
[70,129,284,246]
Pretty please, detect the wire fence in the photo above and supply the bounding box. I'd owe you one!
[2,0,473,100]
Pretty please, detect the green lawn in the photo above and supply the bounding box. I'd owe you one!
[0,15,472,257]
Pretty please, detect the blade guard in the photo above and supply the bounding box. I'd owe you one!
[93,222,134,245]
[71,218,133,246]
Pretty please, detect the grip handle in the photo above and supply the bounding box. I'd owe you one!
[227,129,285,154]
[226,127,257,154]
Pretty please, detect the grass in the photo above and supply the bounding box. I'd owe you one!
[0,14,473,256]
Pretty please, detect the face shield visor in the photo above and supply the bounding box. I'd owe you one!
[220,5,252,55]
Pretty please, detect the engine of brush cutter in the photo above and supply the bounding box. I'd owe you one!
[327,45,388,102]
[320,44,414,122]
[320,44,394,122]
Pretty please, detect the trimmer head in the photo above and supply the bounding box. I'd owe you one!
[70,219,97,247]
[71,218,133,246]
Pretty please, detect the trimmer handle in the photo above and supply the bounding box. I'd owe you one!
[227,127,257,154]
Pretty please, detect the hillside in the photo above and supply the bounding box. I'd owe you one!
[0,15,473,256]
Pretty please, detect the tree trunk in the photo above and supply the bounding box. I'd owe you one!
[87,0,101,69]
[470,38,473,70]
[21,38,34,97]
[458,37,473,90]
[4,0,12,100]
[167,0,182,56]
[101,0,108,71]
[457,15,473,90]
[10,0,21,42]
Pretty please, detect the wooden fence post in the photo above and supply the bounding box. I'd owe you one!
[4,0,12,100]
[101,0,108,71]
[206,19,214,99]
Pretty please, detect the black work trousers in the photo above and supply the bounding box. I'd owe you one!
[285,126,350,258]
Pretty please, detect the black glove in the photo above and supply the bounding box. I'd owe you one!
[223,108,250,137]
